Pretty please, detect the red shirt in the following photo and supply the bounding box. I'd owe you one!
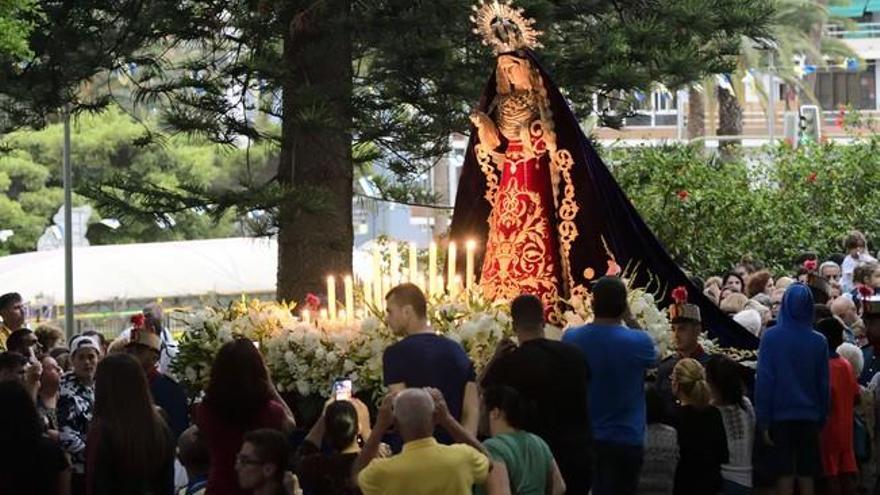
[821,357,859,453]
[195,400,287,495]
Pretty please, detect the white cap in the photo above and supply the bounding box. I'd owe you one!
[70,335,103,357]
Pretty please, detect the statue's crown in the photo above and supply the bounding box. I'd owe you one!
[471,0,542,55]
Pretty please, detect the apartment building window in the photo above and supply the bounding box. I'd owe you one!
[816,63,876,110]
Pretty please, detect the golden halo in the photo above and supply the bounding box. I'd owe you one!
[470,0,543,55]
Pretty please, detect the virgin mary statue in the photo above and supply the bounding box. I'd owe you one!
[450,0,756,349]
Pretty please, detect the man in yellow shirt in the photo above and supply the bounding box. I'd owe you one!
[353,388,498,495]
[0,292,25,351]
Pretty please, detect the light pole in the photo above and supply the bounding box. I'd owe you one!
[768,51,776,143]
[62,106,74,340]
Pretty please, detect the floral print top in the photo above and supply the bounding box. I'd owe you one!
[58,372,95,474]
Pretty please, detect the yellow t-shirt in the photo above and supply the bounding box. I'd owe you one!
[358,437,490,495]
[0,325,11,351]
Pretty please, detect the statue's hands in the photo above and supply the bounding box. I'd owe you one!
[469,110,501,150]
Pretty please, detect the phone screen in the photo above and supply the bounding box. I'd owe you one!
[332,378,352,401]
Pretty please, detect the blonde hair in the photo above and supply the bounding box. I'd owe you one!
[720,292,749,314]
[704,276,723,290]
[673,358,712,409]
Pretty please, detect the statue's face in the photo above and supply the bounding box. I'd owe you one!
[496,55,532,94]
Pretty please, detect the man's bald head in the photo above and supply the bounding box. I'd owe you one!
[831,297,858,326]
[393,388,435,441]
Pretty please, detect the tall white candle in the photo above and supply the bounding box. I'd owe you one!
[409,242,418,285]
[447,241,457,294]
[362,277,373,313]
[382,275,392,311]
[344,275,354,322]
[326,276,337,320]
[465,240,476,291]
[389,241,400,286]
[428,241,437,297]
[372,244,383,308]
[302,309,310,325]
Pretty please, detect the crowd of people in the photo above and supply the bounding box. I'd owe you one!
[2,229,880,494]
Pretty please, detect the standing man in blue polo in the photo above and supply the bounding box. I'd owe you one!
[562,276,657,495]
[382,283,479,439]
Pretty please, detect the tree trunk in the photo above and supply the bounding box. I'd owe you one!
[717,86,743,152]
[687,85,705,139]
[277,0,353,303]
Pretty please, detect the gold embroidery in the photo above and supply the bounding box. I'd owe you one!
[475,144,500,204]
[480,179,560,317]
[553,148,580,291]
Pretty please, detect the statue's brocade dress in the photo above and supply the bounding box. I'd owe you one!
[478,91,563,320]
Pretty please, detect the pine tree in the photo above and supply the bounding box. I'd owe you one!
[0,0,775,301]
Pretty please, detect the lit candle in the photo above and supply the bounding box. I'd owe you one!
[465,240,476,291]
[302,309,311,325]
[327,276,337,321]
[389,241,400,286]
[344,275,354,322]
[447,241,457,294]
[362,278,373,313]
[409,242,418,285]
[319,309,328,321]
[372,244,383,308]
[452,274,463,297]
[428,241,438,297]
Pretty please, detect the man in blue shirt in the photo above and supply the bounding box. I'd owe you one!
[382,283,479,438]
[562,276,656,495]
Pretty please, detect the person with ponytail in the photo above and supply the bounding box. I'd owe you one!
[671,358,729,495]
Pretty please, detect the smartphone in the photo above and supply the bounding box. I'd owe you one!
[332,378,352,401]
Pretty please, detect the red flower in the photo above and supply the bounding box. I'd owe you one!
[677,190,689,201]
[671,286,688,305]
[806,172,817,184]
[605,259,622,277]
[305,293,321,312]
[858,284,874,299]
[803,259,818,272]
[130,313,145,329]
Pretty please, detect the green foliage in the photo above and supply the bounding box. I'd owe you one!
[608,140,880,276]
[0,106,274,254]
[0,0,39,59]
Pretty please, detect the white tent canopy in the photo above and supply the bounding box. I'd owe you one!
[0,237,279,305]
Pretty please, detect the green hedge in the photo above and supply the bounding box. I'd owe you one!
[605,139,880,277]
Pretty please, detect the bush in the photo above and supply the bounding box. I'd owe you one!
[605,139,880,277]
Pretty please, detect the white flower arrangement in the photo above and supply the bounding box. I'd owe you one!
[559,283,672,358]
[171,283,673,401]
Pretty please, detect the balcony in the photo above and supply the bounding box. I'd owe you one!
[827,23,880,58]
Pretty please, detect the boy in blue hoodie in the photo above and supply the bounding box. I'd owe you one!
[755,283,830,495]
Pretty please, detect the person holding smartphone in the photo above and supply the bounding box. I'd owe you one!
[294,384,375,495]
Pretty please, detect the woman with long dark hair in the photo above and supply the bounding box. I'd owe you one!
[0,380,71,495]
[196,337,296,495]
[706,355,755,495]
[86,353,174,494]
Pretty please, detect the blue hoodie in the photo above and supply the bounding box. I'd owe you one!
[755,283,829,428]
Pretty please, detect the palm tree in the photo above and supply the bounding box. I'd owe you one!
[692,0,855,141]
